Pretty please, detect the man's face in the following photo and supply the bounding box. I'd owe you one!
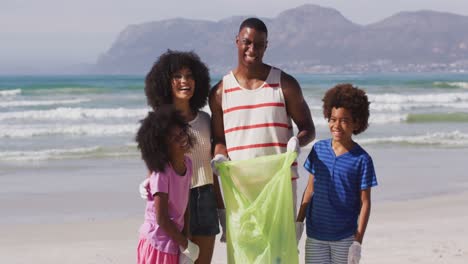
[236,27,268,67]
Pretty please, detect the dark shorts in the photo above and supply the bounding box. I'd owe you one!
[189,184,220,236]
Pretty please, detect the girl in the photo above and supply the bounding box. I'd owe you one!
[136,106,199,263]
[296,84,378,264]
[139,50,226,264]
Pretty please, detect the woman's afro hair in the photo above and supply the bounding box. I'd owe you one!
[144,50,210,112]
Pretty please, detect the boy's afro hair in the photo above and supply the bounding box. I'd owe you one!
[322,83,370,135]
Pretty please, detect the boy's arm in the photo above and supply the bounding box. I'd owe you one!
[154,193,189,249]
[355,188,372,244]
[296,173,315,222]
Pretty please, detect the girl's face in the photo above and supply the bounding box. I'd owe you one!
[168,125,190,156]
[171,67,195,103]
[328,107,357,145]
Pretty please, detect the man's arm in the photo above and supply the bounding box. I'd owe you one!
[209,80,228,157]
[281,72,315,146]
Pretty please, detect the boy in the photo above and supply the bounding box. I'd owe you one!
[296,84,378,264]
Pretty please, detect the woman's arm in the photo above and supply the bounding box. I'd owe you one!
[296,173,314,222]
[355,188,372,244]
[154,192,188,249]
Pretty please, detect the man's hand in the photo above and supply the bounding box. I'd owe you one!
[348,241,361,264]
[138,178,150,199]
[218,209,227,243]
[287,136,300,154]
[210,154,228,176]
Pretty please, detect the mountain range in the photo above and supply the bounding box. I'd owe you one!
[93,4,468,74]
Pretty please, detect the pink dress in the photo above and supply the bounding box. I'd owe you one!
[137,156,192,264]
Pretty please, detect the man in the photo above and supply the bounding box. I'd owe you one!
[209,17,315,242]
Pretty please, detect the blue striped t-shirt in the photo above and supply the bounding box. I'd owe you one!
[304,139,377,241]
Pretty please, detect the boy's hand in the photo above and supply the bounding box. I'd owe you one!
[138,178,150,199]
[348,241,361,264]
[295,222,304,244]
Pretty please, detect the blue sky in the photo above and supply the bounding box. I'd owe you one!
[1,0,467,72]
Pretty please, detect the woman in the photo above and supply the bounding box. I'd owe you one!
[139,50,226,264]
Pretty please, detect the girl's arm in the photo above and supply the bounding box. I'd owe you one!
[296,173,315,222]
[182,201,190,238]
[154,192,188,249]
[355,188,372,244]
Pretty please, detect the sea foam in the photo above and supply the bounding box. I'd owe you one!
[368,92,468,104]
[0,98,90,108]
[0,107,148,121]
[358,131,468,147]
[0,123,138,138]
[0,89,21,96]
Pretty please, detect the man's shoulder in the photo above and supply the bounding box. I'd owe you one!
[209,79,224,107]
[210,79,223,95]
[278,69,300,90]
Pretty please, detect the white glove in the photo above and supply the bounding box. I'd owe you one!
[348,241,361,264]
[295,222,304,244]
[287,136,300,154]
[138,178,150,199]
[210,154,228,176]
[218,209,227,243]
[180,240,200,262]
[178,253,192,264]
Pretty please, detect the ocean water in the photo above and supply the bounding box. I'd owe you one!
[1,73,468,163]
[2,73,468,224]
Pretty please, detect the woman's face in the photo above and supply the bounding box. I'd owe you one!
[171,67,195,103]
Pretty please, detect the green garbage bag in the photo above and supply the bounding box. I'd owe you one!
[216,152,299,264]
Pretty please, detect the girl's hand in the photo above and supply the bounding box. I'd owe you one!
[180,240,200,262]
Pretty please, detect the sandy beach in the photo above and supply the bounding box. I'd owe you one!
[1,191,467,263]
[1,147,467,263]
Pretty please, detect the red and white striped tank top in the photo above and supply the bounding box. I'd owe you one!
[222,67,298,178]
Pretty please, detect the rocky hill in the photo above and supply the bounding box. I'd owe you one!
[93,4,468,74]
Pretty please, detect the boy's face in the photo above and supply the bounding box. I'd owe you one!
[328,107,357,144]
[168,125,190,155]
